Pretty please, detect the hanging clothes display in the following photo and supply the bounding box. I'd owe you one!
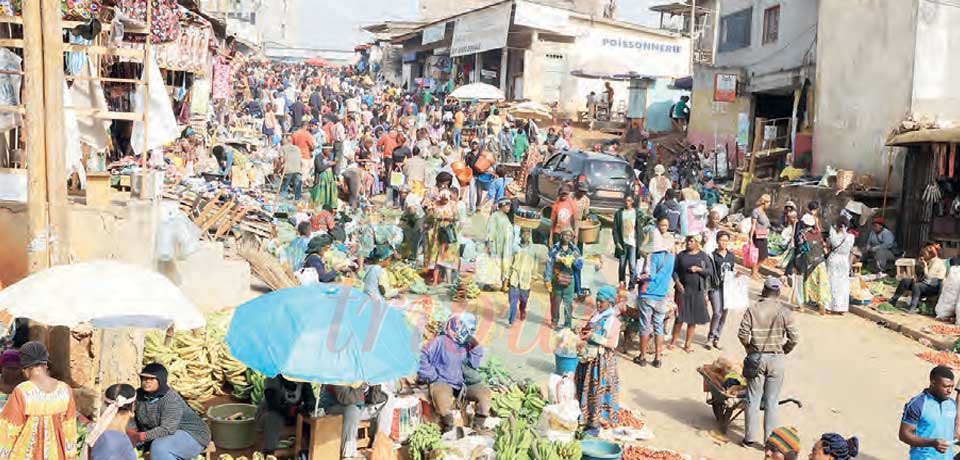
[0,48,22,132]
[115,0,181,43]
[211,60,232,101]
[9,0,101,19]
[131,56,180,155]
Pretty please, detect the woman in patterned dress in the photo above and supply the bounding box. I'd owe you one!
[574,286,621,432]
[0,341,78,460]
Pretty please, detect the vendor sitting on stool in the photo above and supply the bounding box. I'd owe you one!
[863,218,897,273]
[890,241,946,313]
[418,313,492,434]
[256,375,315,455]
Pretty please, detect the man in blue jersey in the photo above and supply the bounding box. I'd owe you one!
[900,365,956,459]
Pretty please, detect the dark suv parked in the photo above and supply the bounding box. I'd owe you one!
[524,150,637,214]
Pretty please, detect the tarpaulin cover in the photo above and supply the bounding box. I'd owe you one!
[225,285,421,384]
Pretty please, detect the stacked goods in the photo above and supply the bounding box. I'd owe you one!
[388,262,423,290]
[407,423,442,460]
[451,273,481,301]
[494,417,581,460]
[144,312,262,412]
[492,383,546,422]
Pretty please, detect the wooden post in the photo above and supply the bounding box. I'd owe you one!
[141,2,152,163]
[22,0,50,272]
[40,0,69,266]
[690,0,697,71]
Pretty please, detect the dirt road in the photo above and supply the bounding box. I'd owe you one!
[468,225,933,459]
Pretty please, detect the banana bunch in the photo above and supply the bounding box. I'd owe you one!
[491,385,525,416]
[529,438,582,460]
[407,422,441,460]
[554,440,581,460]
[387,262,422,289]
[451,274,481,301]
[494,417,534,460]
[519,384,546,422]
[556,255,575,267]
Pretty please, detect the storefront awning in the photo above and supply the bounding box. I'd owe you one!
[887,127,960,146]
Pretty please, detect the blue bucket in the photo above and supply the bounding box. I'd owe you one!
[580,440,624,460]
[554,353,579,375]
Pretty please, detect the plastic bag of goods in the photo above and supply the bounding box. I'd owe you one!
[388,396,424,442]
[474,254,502,287]
[537,401,581,442]
[156,201,201,262]
[436,435,495,460]
[548,374,576,405]
[550,329,580,357]
[722,272,749,311]
[936,266,960,321]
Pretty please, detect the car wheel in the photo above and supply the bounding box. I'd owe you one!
[525,177,540,206]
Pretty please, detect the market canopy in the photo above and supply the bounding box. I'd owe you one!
[887,127,960,146]
[450,83,505,102]
[0,261,204,330]
[508,101,552,121]
[225,285,421,384]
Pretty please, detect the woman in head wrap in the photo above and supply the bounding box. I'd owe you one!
[810,433,859,460]
[545,228,582,330]
[0,341,78,460]
[417,313,492,434]
[88,383,137,460]
[0,350,22,397]
[795,209,831,314]
[131,363,211,460]
[486,197,515,291]
[302,235,338,284]
[574,286,622,433]
[764,426,801,460]
[362,244,399,302]
[669,234,715,353]
[422,188,460,285]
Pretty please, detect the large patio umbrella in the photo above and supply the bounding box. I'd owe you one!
[225,284,420,385]
[450,83,505,102]
[0,260,204,330]
[508,101,552,121]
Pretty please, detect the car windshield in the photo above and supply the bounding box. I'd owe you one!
[587,161,632,181]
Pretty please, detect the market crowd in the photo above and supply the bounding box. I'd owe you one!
[5,57,957,460]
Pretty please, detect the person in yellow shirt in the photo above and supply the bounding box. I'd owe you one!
[453,108,465,148]
[508,229,537,325]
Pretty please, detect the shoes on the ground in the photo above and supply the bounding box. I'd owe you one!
[713,341,723,350]
[632,355,647,366]
[652,358,662,368]
[704,343,712,350]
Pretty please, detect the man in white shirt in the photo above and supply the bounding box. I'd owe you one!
[554,136,571,151]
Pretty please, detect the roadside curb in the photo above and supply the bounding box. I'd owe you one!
[733,254,955,351]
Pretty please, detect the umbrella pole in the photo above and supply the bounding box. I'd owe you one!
[93,330,104,421]
[314,391,320,417]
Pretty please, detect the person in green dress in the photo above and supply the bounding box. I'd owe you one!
[486,198,515,291]
[512,128,529,163]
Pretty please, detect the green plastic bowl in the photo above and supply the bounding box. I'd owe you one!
[580,439,624,460]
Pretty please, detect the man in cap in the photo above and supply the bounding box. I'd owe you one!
[738,277,799,447]
[864,217,897,272]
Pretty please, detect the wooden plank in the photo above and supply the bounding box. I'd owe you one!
[63,108,144,121]
[64,75,145,84]
[141,2,152,163]
[62,44,145,59]
[0,105,26,114]
[21,0,49,272]
[0,38,24,48]
[41,0,70,265]
[0,15,22,24]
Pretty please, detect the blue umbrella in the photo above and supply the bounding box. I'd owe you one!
[225,285,422,384]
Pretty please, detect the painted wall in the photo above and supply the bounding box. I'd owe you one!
[912,0,960,122]
[645,79,688,132]
[814,0,916,185]
[687,65,750,153]
[715,0,817,91]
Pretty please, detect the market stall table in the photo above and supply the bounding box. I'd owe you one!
[294,414,343,460]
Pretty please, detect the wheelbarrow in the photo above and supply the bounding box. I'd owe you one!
[697,367,802,434]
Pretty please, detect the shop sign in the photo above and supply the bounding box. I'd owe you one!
[575,29,690,77]
[450,2,512,57]
[514,0,571,34]
[422,23,446,45]
[714,73,737,102]
[402,52,418,63]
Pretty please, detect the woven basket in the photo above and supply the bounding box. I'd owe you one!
[836,170,855,191]
[516,215,541,229]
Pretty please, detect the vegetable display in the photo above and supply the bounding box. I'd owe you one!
[407,423,442,460]
[494,417,581,460]
[479,357,512,387]
[451,273,481,301]
[388,262,423,290]
[492,384,546,422]
[622,446,685,460]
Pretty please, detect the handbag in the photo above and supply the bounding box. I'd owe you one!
[742,243,759,268]
[439,225,457,244]
[389,170,405,187]
[754,227,769,239]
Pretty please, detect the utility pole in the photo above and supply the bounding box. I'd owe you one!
[22,0,49,272]
[39,0,69,266]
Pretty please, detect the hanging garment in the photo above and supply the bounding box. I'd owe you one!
[116,0,181,43]
[0,48,22,132]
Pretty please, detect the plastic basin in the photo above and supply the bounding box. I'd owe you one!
[554,353,579,375]
[207,403,257,449]
[580,439,624,460]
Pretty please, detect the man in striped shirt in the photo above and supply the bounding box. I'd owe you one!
[738,277,800,447]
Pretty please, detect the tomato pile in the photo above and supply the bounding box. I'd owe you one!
[622,446,685,460]
[916,350,960,369]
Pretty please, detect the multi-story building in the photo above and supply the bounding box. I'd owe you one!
[200,0,263,52]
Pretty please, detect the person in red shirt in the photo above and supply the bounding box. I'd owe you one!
[310,205,336,232]
[291,122,315,160]
[549,186,580,246]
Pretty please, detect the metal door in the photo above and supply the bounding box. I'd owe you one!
[541,53,565,104]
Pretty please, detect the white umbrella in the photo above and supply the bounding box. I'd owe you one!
[0,260,204,331]
[450,83,505,102]
[508,101,553,121]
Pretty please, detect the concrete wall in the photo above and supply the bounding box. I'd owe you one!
[687,65,751,153]
[814,0,917,184]
[911,0,960,122]
[715,0,818,86]
[645,78,688,132]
